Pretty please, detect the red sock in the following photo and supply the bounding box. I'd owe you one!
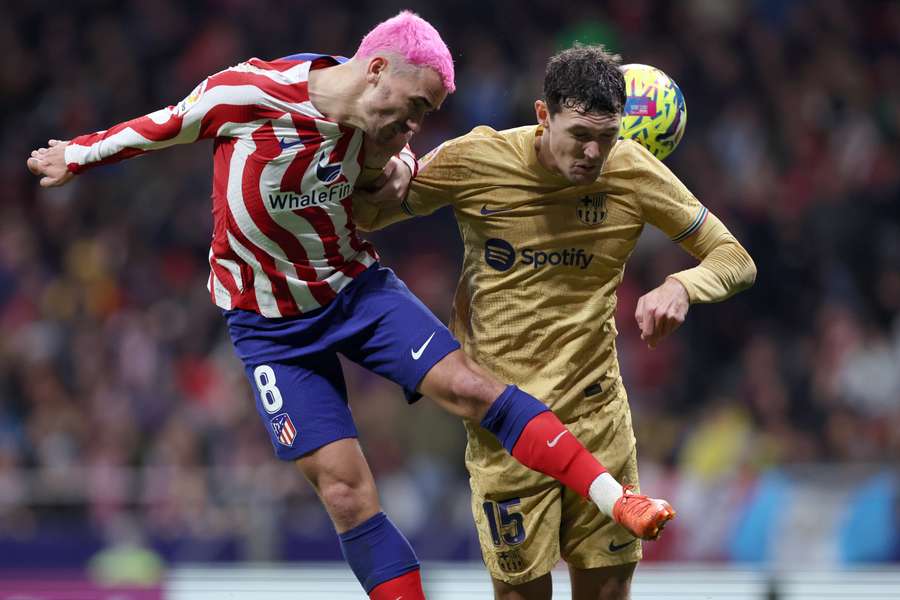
[511,411,607,497]
[369,568,425,600]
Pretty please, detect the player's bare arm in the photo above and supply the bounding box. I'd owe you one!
[26,139,73,188]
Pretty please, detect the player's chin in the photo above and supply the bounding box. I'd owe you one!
[567,167,601,185]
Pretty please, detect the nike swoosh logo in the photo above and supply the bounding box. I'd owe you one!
[546,431,568,447]
[278,134,319,151]
[411,331,436,360]
[608,538,636,552]
[480,204,516,215]
[278,137,305,150]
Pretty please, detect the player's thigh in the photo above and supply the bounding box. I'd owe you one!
[337,266,461,403]
[568,562,636,600]
[471,484,562,589]
[239,350,359,461]
[491,572,552,600]
[561,394,642,569]
[294,437,380,533]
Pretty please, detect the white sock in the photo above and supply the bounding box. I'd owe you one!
[588,472,624,517]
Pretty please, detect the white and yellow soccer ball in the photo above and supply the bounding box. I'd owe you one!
[619,63,687,161]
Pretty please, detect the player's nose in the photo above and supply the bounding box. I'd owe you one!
[583,141,601,160]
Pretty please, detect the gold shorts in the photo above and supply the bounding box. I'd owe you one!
[469,394,641,585]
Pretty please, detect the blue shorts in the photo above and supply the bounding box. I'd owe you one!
[224,264,461,461]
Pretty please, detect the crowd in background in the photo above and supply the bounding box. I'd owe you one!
[1,0,898,566]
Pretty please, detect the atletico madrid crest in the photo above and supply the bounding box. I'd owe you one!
[271,413,297,447]
[576,194,607,226]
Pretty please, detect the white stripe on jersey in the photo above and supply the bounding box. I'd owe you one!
[227,61,323,119]
[231,59,310,86]
[209,270,233,309]
[224,142,288,318]
[226,128,327,314]
[226,230,281,318]
[64,117,202,165]
[261,117,330,280]
[327,252,376,293]
[209,246,243,295]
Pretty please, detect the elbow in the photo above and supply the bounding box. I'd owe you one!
[740,251,758,291]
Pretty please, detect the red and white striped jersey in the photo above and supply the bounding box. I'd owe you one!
[65,54,414,318]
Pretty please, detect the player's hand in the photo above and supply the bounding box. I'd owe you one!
[27,139,74,187]
[634,277,690,348]
[355,156,412,207]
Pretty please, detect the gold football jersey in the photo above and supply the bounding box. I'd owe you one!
[402,125,739,493]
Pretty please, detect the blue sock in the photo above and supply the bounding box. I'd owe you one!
[338,512,420,593]
[479,385,549,453]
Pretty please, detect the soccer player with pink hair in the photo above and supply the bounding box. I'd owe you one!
[27,12,672,599]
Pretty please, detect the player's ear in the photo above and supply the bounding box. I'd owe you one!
[535,100,550,128]
[366,56,388,84]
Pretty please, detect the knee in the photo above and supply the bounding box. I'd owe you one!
[598,578,631,600]
[317,478,378,531]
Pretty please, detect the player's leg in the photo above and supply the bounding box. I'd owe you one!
[568,563,636,600]
[560,398,648,600]
[295,437,380,531]
[296,438,424,600]
[223,307,425,599]
[471,484,563,600]
[492,573,552,600]
[337,266,672,539]
[420,351,672,538]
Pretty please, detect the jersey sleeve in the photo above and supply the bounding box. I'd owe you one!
[626,140,707,241]
[63,58,307,174]
[353,133,477,231]
[403,134,476,216]
[626,141,756,302]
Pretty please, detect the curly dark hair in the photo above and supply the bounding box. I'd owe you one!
[544,44,626,116]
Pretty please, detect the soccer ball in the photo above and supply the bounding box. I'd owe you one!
[619,63,687,161]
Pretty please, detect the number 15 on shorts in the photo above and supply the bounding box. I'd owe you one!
[483,498,526,546]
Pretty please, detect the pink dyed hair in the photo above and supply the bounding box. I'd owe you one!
[355,11,456,93]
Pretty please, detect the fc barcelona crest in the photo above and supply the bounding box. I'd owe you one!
[576,193,607,226]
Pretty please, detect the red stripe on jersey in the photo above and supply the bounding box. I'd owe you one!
[212,137,261,314]
[336,258,370,280]
[243,122,343,314]
[206,70,310,105]
[279,128,324,193]
[330,124,354,164]
[294,203,370,283]
[340,196,378,258]
[72,113,186,146]
[198,104,291,139]
[249,57,311,73]
[245,123,320,282]
[307,277,338,306]
[238,125,310,315]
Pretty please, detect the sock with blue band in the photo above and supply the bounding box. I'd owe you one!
[480,385,608,499]
[338,512,423,598]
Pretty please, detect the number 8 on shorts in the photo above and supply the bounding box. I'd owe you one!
[253,364,284,413]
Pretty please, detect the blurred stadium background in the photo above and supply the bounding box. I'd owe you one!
[2,0,899,597]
